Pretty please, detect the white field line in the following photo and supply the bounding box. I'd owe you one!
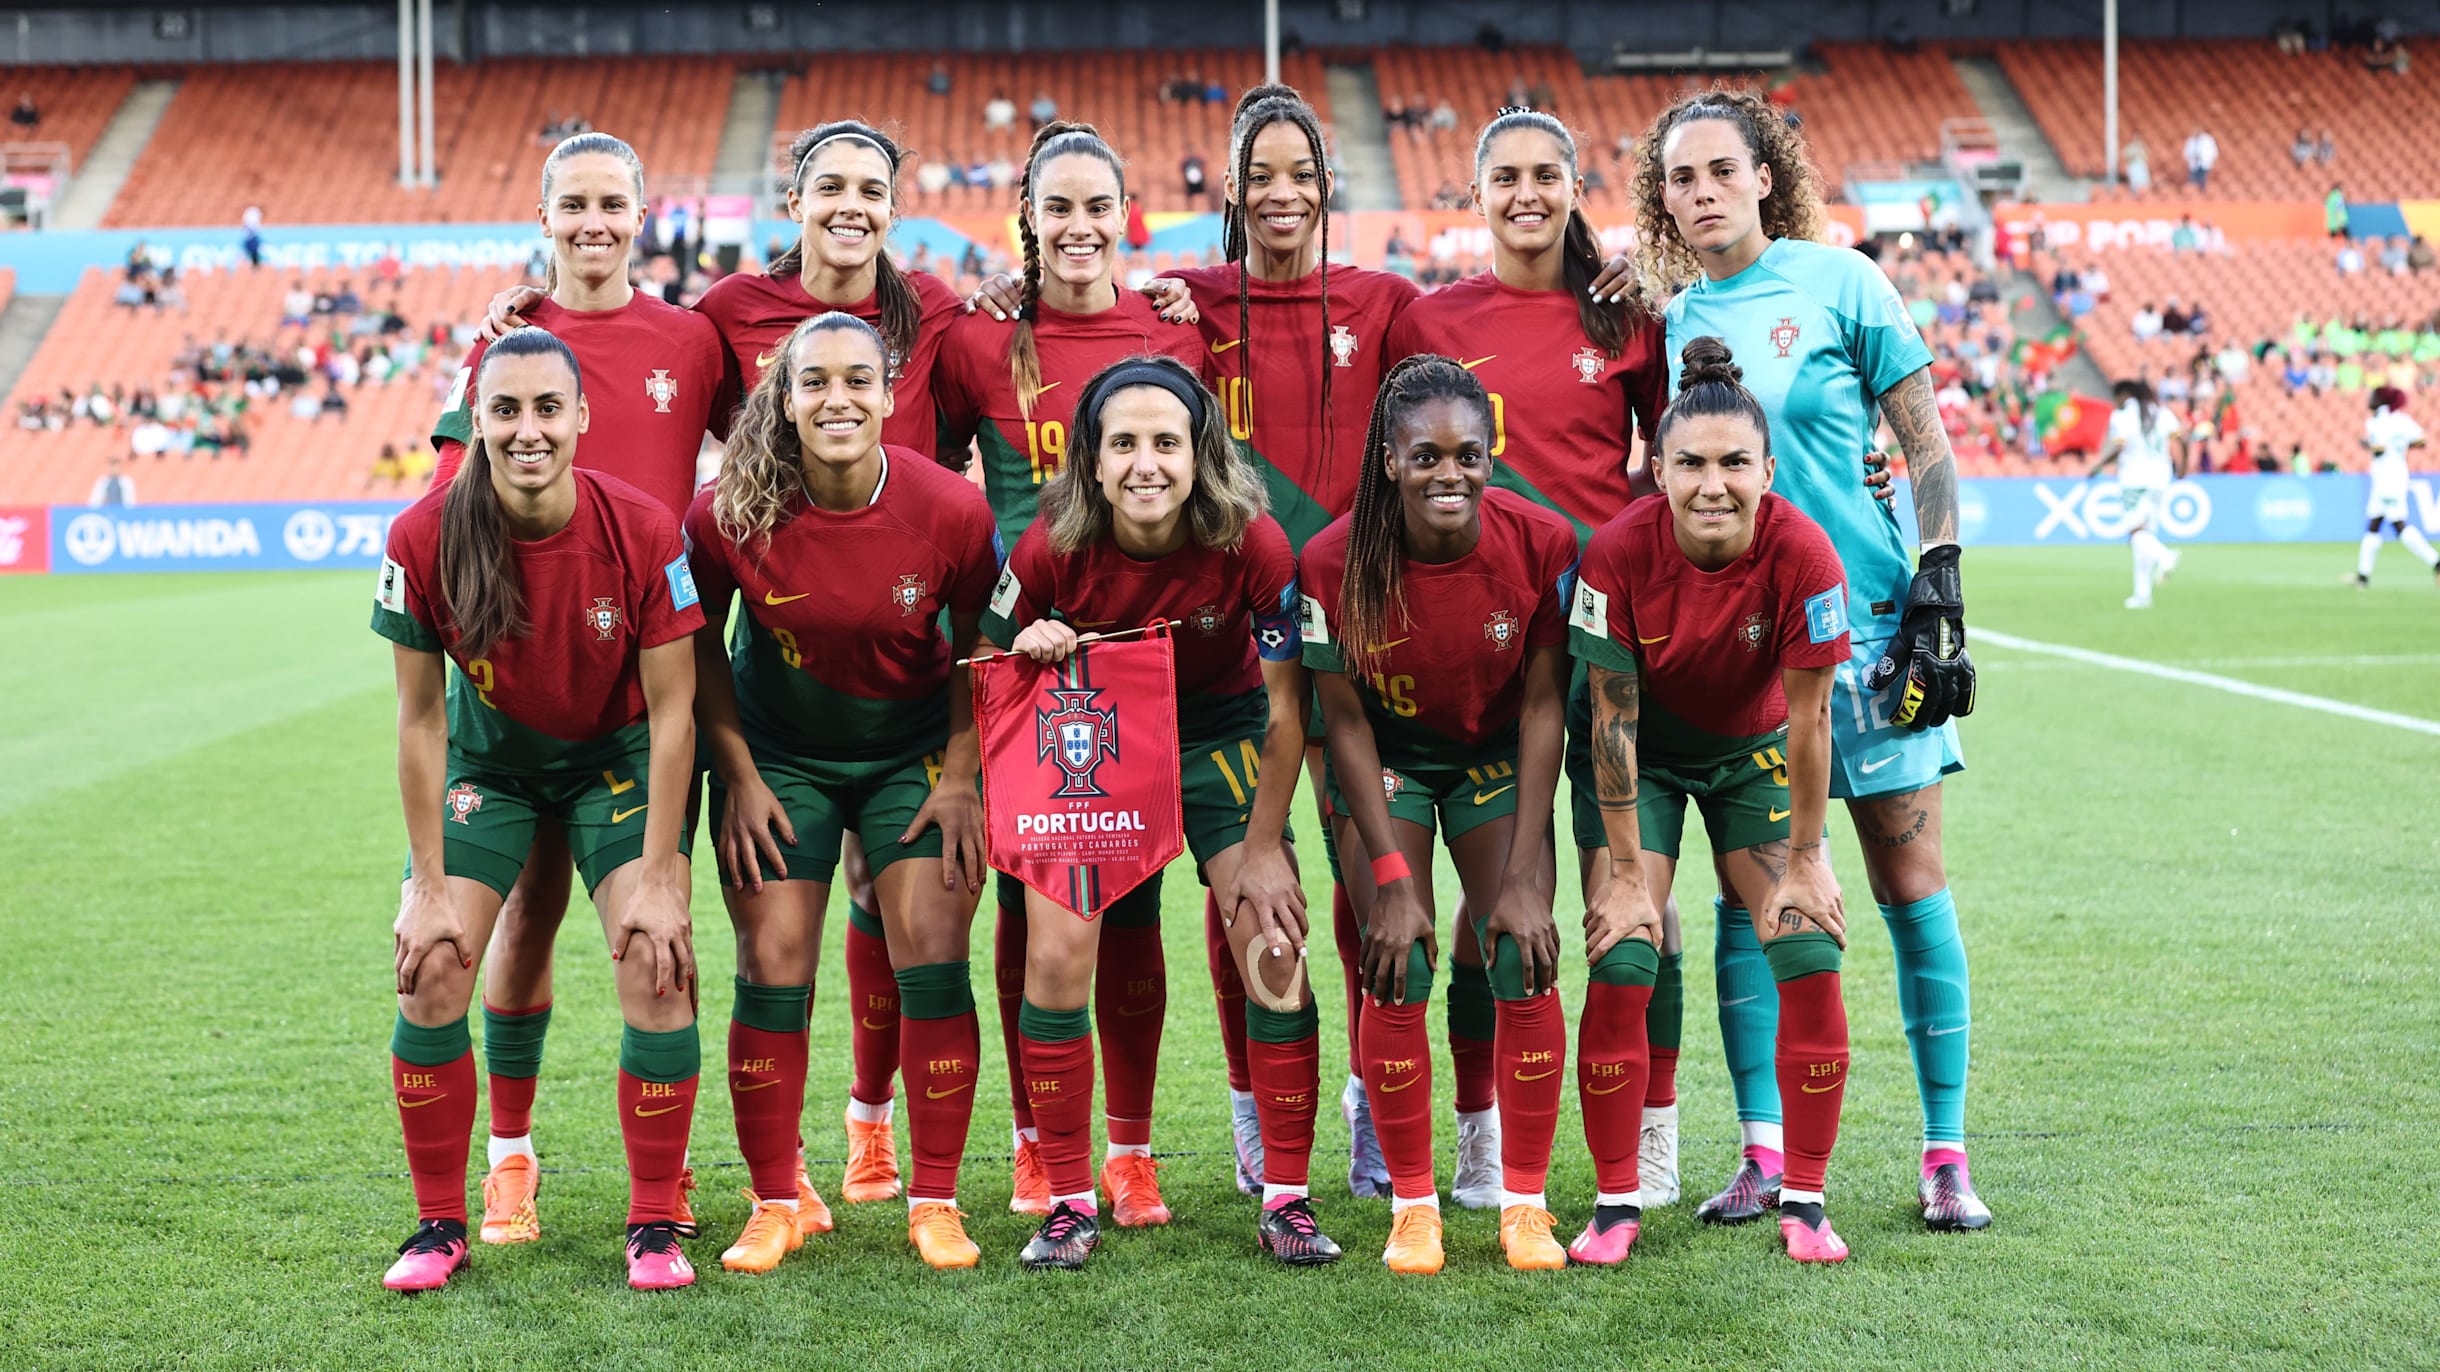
[1984,652,2440,671]
[1976,629,2440,738]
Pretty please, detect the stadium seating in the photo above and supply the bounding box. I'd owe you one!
[0,65,140,173]
[3,263,523,505]
[2057,239,2440,468]
[770,49,1333,215]
[1369,41,1981,211]
[105,58,733,227]
[1996,40,2440,201]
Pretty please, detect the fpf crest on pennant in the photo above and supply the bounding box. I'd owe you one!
[1037,686,1120,799]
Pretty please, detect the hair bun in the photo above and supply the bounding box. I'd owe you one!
[1675,335,1743,389]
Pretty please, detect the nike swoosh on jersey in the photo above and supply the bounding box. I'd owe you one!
[611,805,648,824]
[1365,637,1412,652]
[1459,355,1498,370]
[1637,634,1670,645]
[1858,754,1900,774]
[1209,338,1243,354]
[1473,785,1517,806]
[1035,381,1061,395]
[765,590,810,605]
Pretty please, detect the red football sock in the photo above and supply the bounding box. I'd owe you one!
[394,1051,477,1223]
[845,915,899,1106]
[1494,992,1566,1196]
[993,903,1033,1130]
[1776,971,1850,1194]
[1358,998,1435,1200]
[1577,982,1653,1196]
[1247,1032,1319,1188]
[1095,922,1165,1147]
[729,1020,807,1202]
[1331,884,1363,1077]
[1020,1030,1096,1199]
[482,1000,548,1138]
[1646,1046,1680,1109]
[902,1010,980,1200]
[1449,1013,1494,1117]
[617,1070,698,1224]
[1204,893,1251,1093]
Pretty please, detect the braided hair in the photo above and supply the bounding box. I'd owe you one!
[770,120,922,377]
[1012,120,1126,419]
[1472,107,1632,357]
[1338,354,1494,681]
[1223,83,1339,489]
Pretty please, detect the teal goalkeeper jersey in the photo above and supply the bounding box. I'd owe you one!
[1664,237,1933,646]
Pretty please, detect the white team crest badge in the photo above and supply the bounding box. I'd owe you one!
[1188,603,1226,637]
[1769,317,1801,358]
[1484,609,1520,650]
[646,369,678,413]
[1739,611,1771,652]
[892,573,929,616]
[587,597,625,640]
[1571,347,1603,383]
[446,782,484,825]
[1330,325,1358,368]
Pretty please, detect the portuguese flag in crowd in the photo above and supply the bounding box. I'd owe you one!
[2031,389,2112,455]
[2009,325,2079,378]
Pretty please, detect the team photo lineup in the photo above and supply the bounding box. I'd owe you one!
[5,7,2438,1365]
[362,81,1982,1289]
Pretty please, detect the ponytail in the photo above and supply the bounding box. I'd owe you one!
[1012,121,1127,418]
[1339,355,1493,681]
[1474,107,1632,357]
[438,327,584,657]
[538,131,646,295]
[771,120,920,374]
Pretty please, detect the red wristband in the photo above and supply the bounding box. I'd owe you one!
[1371,852,1412,886]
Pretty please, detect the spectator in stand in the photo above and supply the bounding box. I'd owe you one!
[2326,185,2350,239]
[2083,260,2110,302]
[88,457,136,508]
[2308,354,2339,394]
[1430,98,1457,133]
[370,442,403,486]
[2410,236,2436,274]
[983,89,1015,131]
[240,206,263,268]
[1428,180,1466,210]
[2122,137,2152,194]
[984,153,1015,190]
[2185,300,2212,338]
[2050,260,2083,309]
[927,63,952,97]
[1182,150,1206,204]
[2281,348,2311,393]
[1028,90,1058,127]
[2316,128,2336,165]
[2162,297,2191,334]
[2133,301,2165,343]
[2338,238,2366,275]
[916,157,950,196]
[2183,128,2217,191]
[2275,18,2307,55]
[2381,237,2412,275]
[9,92,36,131]
[2170,216,2199,254]
[2292,128,2317,167]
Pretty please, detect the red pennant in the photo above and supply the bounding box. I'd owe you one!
[974,627,1185,920]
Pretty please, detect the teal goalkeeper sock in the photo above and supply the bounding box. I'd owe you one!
[1882,888,1970,1145]
[1713,897,1779,1125]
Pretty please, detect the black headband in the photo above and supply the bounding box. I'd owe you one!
[1082,361,1208,434]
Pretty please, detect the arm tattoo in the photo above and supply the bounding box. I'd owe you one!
[1591,667,1641,812]
[1883,367,1959,546]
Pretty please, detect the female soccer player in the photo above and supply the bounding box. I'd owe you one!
[1569,336,1857,1264]
[1384,106,1673,1211]
[1303,355,1579,1275]
[686,311,1001,1273]
[2085,379,2187,609]
[375,326,705,1292]
[1633,88,1987,1230]
[934,121,1204,1223]
[491,125,969,1192]
[979,354,1331,1270]
[2351,386,2438,586]
[426,133,730,1249]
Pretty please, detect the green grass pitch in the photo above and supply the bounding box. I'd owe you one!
[2,544,2436,1369]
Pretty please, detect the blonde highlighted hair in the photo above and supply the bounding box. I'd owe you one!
[1039,355,1264,555]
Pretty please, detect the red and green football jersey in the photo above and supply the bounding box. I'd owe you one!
[932,293,1204,550]
[684,447,1003,762]
[692,267,965,457]
[1173,262,1421,549]
[371,468,705,774]
[1298,487,1578,768]
[980,514,1302,736]
[1385,272,1667,548]
[429,294,734,517]
[1568,493,1851,764]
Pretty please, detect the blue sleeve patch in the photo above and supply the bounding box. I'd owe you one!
[1555,561,1579,615]
[666,556,700,611]
[1804,585,1847,644]
[1253,579,1301,662]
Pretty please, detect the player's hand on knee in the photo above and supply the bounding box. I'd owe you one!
[614,881,696,1000]
[903,783,987,893]
[393,876,470,994]
[718,778,793,892]
[1761,857,1846,948]
[1863,544,1976,728]
[1364,886,1433,1003]
[1487,885,1560,997]
[1583,872,1662,965]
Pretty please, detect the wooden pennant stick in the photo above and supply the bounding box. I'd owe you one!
[957,618,1180,668]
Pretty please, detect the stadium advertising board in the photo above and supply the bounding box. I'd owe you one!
[0,506,49,574]
[1993,201,2327,252]
[1920,473,2436,546]
[46,501,407,574]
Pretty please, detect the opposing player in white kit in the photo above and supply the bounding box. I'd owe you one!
[2352,386,2438,588]
[2085,380,2185,609]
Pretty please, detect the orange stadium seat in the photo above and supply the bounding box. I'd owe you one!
[1995,40,2440,202]
[770,49,1332,215]
[2050,239,2440,467]
[3,264,524,505]
[105,57,733,227]
[0,66,141,173]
